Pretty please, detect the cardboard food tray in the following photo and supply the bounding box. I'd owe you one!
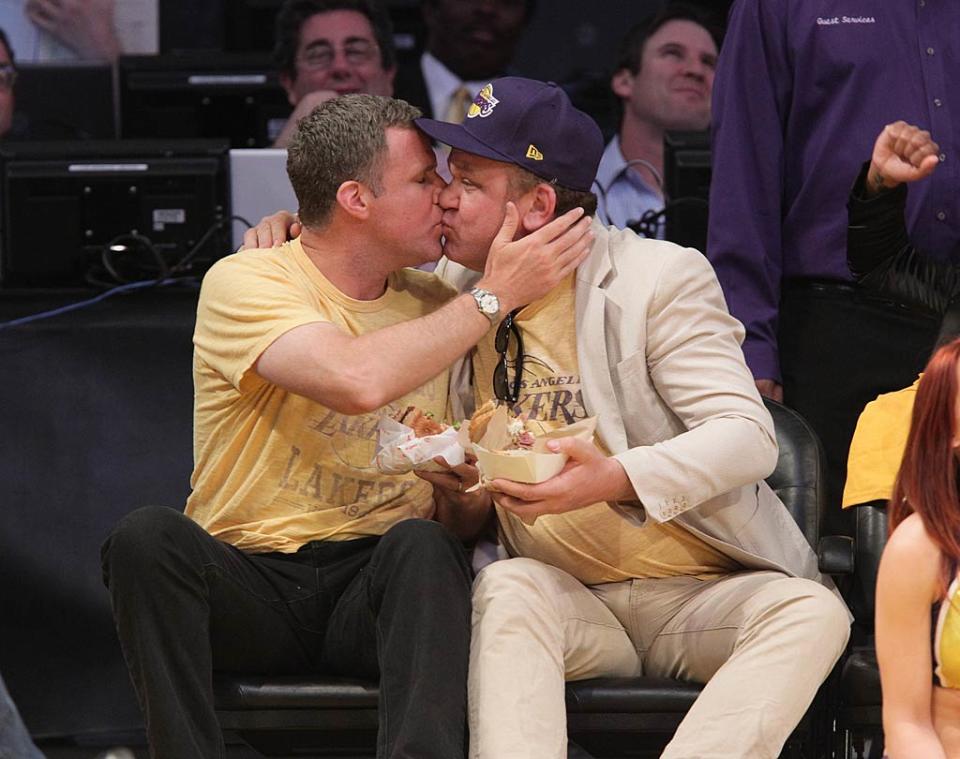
[468,407,597,484]
[473,446,568,484]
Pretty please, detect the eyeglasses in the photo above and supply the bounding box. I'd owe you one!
[493,309,524,404]
[299,40,379,72]
[0,65,16,91]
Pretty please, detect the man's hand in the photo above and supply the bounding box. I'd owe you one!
[241,211,301,250]
[489,438,634,524]
[755,379,783,402]
[417,460,493,542]
[273,90,338,148]
[476,204,594,313]
[26,0,120,61]
[866,121,940,196]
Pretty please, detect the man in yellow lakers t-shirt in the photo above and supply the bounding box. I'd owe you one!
[100,94,593,759]
[411,77,851,759]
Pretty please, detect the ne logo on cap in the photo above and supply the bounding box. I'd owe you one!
[467,84,499,119]
[526,145,544,160]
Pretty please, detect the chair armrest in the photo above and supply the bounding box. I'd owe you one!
[818,535,854,575]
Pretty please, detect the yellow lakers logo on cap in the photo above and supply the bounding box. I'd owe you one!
[526,144,544,161]
[467,84,499,119]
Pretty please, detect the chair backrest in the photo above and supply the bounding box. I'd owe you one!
[763,397,826,549]
[850,502,888,627]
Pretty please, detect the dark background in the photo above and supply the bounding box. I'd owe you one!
[162,0,733,81]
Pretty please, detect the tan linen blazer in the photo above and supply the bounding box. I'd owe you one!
[439,220,840,596]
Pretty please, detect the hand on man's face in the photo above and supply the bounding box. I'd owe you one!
[475,203,594,315]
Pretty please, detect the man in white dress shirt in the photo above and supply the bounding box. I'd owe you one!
[595,4,718,233]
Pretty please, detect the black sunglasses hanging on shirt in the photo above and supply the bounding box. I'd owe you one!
[493,308,524,404]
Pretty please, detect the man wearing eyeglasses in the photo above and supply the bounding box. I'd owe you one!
[272,0,396,148]
[409,77,850,759]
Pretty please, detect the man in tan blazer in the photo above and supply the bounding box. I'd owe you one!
[411,77,851,759]
[245,78,851,759]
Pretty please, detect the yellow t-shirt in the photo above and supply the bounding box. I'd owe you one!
[936,576,960,689]
[472,274,737,585]
[842,378,919,509]
[186,238,456,553]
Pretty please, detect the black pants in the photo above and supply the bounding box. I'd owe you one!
[101,507,472,759]
[779,282,939,536]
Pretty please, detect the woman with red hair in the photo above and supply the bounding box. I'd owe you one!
[877,337,960,758]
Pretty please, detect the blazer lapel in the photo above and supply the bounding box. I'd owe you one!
[576,225,629,454]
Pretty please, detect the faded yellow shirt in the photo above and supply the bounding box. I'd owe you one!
[842,377,919,508]
[186,239,455,553]
[473,274,736,585]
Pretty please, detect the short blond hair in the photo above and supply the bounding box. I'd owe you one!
[287,94,422,227]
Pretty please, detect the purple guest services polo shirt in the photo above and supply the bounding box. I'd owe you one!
[707,0,960,382]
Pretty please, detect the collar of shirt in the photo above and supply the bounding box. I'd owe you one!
[420,51,487,123]
[595,136,663,231]
[595,136,659,195]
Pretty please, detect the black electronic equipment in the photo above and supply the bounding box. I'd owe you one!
[14,63,117,139]
[663,130,711,253]
[118,53,290,148]
[0,139,230,287]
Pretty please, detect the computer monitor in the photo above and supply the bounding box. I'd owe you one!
[663,130,711,253]
[229,149,298,250]
[118,53,291,148]
[0,139,230,287]
[13,63,117,139]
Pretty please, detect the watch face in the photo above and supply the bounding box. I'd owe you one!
[480,293,498,313]
[472,288,498,315]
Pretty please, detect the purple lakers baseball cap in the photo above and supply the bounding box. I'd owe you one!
[415,77,604,193]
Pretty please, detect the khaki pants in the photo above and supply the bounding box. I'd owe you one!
[469,558,850,759]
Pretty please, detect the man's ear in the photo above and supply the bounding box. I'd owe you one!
[335,180,372,220]
[280,72,298,107]
[611,68,634,100]
[519,183,558,233]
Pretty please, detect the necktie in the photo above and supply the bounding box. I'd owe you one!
[444,85,473,124]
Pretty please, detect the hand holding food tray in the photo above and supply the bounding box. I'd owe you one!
[373,406,466,474]
[462,402,597,486]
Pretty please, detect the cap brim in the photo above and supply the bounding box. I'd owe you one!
[415,117,515,165]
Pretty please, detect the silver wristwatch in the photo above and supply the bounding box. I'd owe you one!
[469,287,501,323]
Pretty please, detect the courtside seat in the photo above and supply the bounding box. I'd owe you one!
[837,502,887,759]
[214,399,843,759]
[841,647,881,712]
[213,675,704,755]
